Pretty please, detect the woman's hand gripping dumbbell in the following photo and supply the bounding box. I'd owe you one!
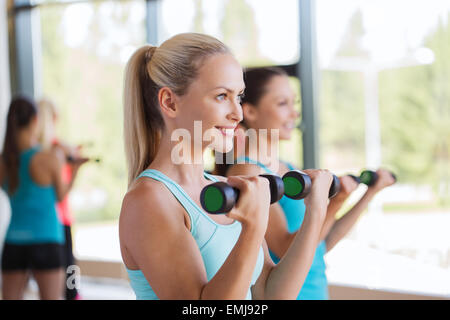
[349,169,396,187]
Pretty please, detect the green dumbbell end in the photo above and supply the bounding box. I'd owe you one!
[282,170,312,200]
[283,176,303,198]
[360,170,376,186]
[203,185,224,213]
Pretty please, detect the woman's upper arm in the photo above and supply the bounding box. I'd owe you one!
[120,186,210,299]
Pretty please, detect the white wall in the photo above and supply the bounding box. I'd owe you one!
[0,0,11,260]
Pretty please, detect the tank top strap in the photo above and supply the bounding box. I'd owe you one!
[234,156,274,174]
[136,169,216,233]
[202,171,219,182]
[280,159,296,171]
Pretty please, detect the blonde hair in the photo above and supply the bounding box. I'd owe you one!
[37,97,58,150]
[123,33,230,187]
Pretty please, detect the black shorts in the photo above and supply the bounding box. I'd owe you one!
[1,242,65,271]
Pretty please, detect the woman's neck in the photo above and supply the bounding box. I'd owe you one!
[148,131,207,185]
[17,130,37,152]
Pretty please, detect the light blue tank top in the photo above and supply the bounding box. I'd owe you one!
[125,169,264,300]
[234,157,328,300]
[3,146,64,244]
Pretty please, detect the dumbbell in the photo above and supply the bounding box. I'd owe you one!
[200,174,285,214]
[282,170,340,200]
[66,155,101,163]
[200,171,340,214]
[349,170,397,186]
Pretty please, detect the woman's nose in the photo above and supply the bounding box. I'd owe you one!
[228,101,243,123]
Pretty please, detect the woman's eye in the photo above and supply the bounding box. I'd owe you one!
[237,94,245,104]
[216,93,226,101]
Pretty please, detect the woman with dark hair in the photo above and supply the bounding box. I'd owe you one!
[225,66,396,299]
[0,96,87,299]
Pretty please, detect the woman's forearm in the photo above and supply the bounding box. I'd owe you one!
[319,197,346,241]
[56,166,80,201]
[262,207,325,299]
[200,225,265,300]
[325,189,377,251]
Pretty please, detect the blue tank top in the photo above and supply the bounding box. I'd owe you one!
[125,169,265,300]
[2,146,64,244]
[234,157,328,300]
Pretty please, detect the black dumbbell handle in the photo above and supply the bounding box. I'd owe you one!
[329,174,341,198]
[349,174,361,184]
[67,155,101,163]
[231,174,285,206]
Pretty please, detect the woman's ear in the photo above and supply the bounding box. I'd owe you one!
[241,102,258,126]
[158,87,178,118]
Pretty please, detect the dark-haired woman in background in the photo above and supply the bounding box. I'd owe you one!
[224,67,396,299]
[0,96,87,299]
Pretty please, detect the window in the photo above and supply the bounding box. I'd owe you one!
[159,0,299,67]
[317,0,450,296]
[40,0,146,222]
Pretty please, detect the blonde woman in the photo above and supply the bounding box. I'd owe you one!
[119,33,333,300]
[37,97,86,300]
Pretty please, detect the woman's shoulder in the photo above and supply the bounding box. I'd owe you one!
[121,177,184,224]
[226,162,265,177]
[124,177,167,205]
[205,173,227,182]
[33,148,61,168]
[119,177,192,269]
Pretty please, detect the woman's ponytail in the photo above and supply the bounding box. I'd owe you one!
[2,96,38,194]
[123,46,163,187]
